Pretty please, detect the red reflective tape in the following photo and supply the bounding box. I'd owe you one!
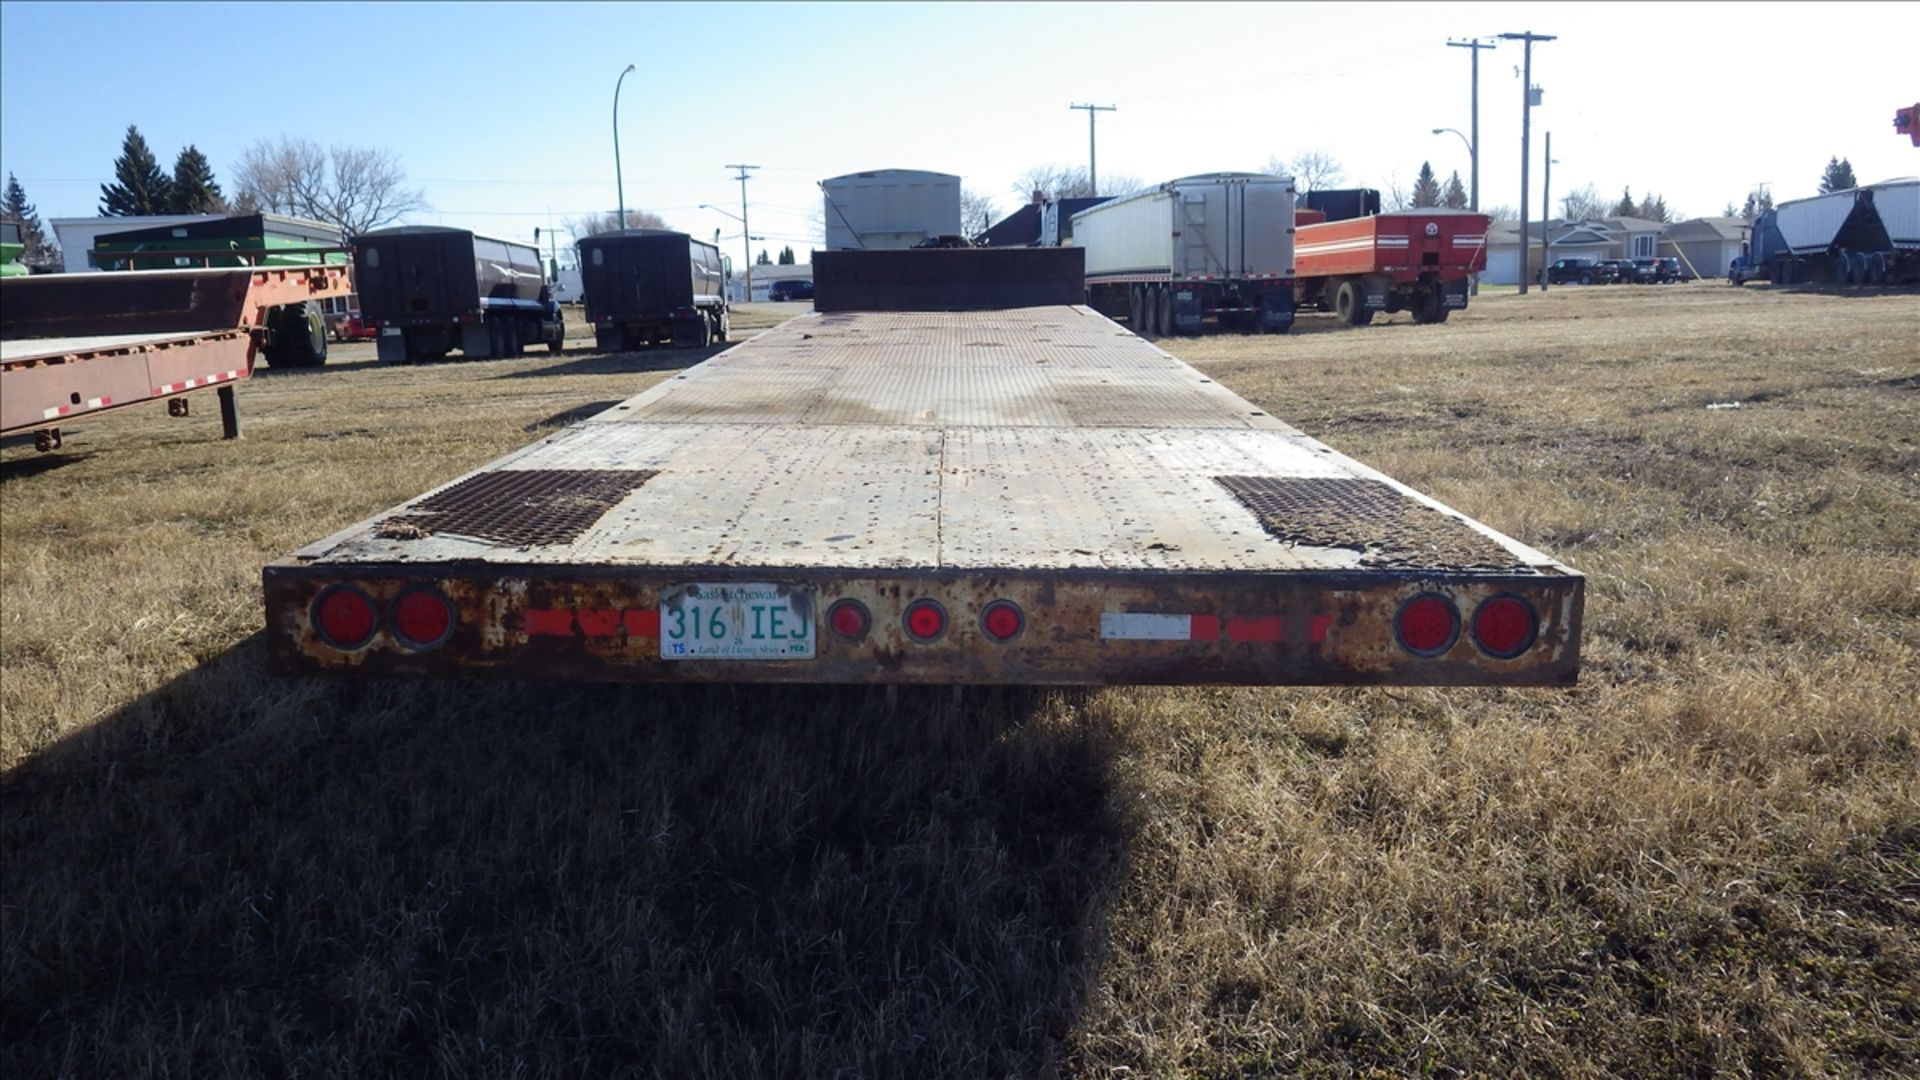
[576,609,622,637]
[1189,614,1220,640]
[1306,614,1332,643]
[524,608,574,636]
[1226,616,1284,643]
[625,609,661,637]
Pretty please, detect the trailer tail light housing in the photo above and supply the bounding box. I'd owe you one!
[1395,593,1460,656]
[826,599,870,642]
[391,587,455,650]
[1472,595,1539,658]
[904,600,947,642]
[981,600,1024,642]
[312,585,378,651]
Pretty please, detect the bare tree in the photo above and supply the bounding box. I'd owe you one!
[1381,169,1411,211]
[1558,183,1607,222]
[960,187,1000,237]
[1481,203,1518,222]
[232,135,426,236]
[1266,149,1346,193]
[1010,164,1142,203]
[565,209,668,238]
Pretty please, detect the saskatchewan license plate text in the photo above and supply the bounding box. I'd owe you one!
[659,583,814,660]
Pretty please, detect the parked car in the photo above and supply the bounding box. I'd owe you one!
[1630,256,1691,284]
[1545,258,1615,285]
[332,311,377,342]
[1595,259,1639,284]
[768,279,814,302]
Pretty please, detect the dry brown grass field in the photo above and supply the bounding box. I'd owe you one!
[3,286,1916,1077]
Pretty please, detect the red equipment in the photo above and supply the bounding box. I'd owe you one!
[1294,210,1489,326]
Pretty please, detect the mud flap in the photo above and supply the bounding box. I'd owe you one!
[1443,278,1470,309]
[1259,290,1294,331]
[1174,288,1206,333]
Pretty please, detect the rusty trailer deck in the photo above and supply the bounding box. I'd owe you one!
[265,306,1583,685]
[0,265,351,446]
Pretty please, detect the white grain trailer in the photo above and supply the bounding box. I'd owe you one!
[264,249,1582,686]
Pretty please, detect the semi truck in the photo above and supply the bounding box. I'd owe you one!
[1731,179,1919,286]
[90,213,346,367]
[1067,173,1297,337]
[2,263,352,451]
[262,246,1583,687]
[1294,205,1490,325]
[352,226,564,363]
[578,229,730,351]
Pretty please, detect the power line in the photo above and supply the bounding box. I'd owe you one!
[1499,30,1555,295]
[725,164,759,298]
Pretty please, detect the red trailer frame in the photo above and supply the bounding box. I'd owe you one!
[1,264,352,451]
[1295,211,1489,326]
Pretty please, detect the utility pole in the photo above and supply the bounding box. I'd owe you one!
[1500,30,1554,294]
[1069,103,1116,195]
[1446,39,1494,213]
[1541,132,1553,293]
[725,163,758,301]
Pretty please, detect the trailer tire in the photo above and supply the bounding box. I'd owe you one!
[1868,252,1887,284]
[274,302,328,368]
[1157,285,1175,337]
[549,311,565,354]
[1334,280,1372,326]
[715,308,730,343]
[1128,286,1144,334]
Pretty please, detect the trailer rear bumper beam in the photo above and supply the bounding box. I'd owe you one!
[264,563,1582,686]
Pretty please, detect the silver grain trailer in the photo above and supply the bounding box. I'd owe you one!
[1070,173,1297,337]
[263,248,1583,687]
[821,169,963,250]
[354,226,564,362]
[579,230,730,350]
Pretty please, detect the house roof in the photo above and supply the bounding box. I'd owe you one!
[1665,216,1750,242]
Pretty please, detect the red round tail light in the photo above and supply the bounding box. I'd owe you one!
[1472,595,1538,658]
[1395,593,1460,656]
[391,587,455,649]
[981,600,1024,642]
[827,599,871,641]
[312,585,378,650]
[904,599,947,642]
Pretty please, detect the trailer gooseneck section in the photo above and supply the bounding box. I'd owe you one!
[264,248,1581,686]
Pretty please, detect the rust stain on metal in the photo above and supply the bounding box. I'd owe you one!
[376,469,657,547]
[1216,476,1528,570]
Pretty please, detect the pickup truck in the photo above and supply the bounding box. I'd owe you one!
[1545,258,1617,285]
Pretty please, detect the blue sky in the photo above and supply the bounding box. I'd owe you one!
[4,1,1916,263]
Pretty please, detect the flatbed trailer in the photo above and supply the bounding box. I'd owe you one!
[265,263,1583,686]
[1,264,352,450]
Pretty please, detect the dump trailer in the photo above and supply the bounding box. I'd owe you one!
[1732,180,1920,286]
[353,226,563,363]
[1069,173,1296,338]
[90,213,348,367]
[1295,209,1490,325]
[579,229,730,351]
[1,263,353,451]
[263,247,1583,687]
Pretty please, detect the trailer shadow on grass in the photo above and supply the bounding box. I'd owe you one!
[0,635,1127,1078]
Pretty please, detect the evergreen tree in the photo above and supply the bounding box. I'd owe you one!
[99,124,173,215]
[778,245,795,265]
[1611,187,1637,218]
[1818,156,1857,193]
[1411,161,1442,207]
[1442,170,1469,209]
[756,249,771,266]
[2,172,61,268]
[169,145,226,214]
[1639,193,1671,224]
[1740,187,1774,219]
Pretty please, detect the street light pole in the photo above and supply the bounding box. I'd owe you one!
[1542,133,1556,293]
[613,64,635,230]
[1432,126,1479,294]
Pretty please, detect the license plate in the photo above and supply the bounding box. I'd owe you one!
[659,583,814,660]
[380,327,402,337]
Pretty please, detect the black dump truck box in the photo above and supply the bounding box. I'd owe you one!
[579,230,729,351]
[353,227,560,362]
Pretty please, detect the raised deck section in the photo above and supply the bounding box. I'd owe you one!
[266,307,1583,686]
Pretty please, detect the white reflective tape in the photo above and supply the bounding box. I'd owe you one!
[1100,613,1193,640]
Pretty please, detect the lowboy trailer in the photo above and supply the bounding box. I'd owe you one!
[264,248,1582,686]
[2,264,353,452]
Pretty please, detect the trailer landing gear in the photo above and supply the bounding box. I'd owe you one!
[33,428,62,453]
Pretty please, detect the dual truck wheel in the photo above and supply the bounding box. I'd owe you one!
[1128,285,1175,337]
[1329,279,1449,326]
